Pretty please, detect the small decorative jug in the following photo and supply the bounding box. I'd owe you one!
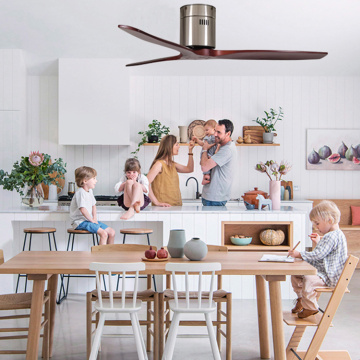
[184,237,208,261]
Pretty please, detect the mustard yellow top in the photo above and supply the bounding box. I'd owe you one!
[151,160,182,206]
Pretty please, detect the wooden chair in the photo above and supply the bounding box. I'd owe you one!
[162,262,222,360]
[159,245,232,360]
[88,261,148,360]
[0,249,50,358]
[86,244,159,360]
[283,254,359,360]
[119,228,156,291]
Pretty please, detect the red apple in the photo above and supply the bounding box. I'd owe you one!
[145,246,156,259]
[157,247,168,259]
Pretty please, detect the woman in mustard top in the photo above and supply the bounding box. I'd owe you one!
[147,135,195,206]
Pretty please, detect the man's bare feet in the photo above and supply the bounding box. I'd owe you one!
[120,207,135,220]
[133,201,141,213]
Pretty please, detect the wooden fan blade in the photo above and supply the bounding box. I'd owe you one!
[125,54,183,67]
[118,25,195,56]
[209,49,328,60]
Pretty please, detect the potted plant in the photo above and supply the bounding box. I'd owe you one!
[253,107,284,144]
[132,119,170,156]
[0,151,67,207]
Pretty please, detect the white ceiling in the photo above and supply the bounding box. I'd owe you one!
[1,0,359,76]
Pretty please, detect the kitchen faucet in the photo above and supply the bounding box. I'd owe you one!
[185,177,201,199]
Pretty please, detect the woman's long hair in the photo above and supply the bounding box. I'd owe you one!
[150,134,177,169]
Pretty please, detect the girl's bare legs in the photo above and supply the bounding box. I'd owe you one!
[97,227,115,245]
[121,181,145,220]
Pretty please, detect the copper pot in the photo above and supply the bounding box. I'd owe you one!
[241,187,269,208]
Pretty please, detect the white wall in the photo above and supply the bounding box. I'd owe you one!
[1,72,360,208]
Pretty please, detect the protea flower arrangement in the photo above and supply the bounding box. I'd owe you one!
[0,152,66,206]
[255,160,292,181]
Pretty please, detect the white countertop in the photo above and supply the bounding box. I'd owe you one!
[0,204,308,214]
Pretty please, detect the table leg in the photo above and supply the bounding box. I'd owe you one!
[47,274,58,357]
[255,275,270,359]
[158,292,164,360]
[268,279,286,360]
[26,278,46,360]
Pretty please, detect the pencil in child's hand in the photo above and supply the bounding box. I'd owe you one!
[287,241,301,258]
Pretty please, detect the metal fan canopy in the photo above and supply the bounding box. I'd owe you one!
[118,4,328,67]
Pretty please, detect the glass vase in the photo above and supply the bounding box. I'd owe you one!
[21,184,44,207]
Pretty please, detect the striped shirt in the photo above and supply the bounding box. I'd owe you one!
[300,229,347,287]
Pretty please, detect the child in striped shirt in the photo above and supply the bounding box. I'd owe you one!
[288,200,347,318]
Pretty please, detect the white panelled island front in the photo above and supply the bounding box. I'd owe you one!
[0,204,310,299]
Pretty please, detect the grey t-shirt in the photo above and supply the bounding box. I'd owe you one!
[201,141,237,202]
[69,188,96,228]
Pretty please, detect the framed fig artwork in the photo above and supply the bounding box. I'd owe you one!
[307,129,360,170]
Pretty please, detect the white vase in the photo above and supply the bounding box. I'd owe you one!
[269,180,281,210]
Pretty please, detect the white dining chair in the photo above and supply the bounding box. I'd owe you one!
[162,262,222,360]
[89,262,148,360]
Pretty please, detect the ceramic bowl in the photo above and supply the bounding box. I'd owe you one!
[230,237,252,246]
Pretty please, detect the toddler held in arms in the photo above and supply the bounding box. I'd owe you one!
[288,200,347,318]
[114,158,151,220]
[192,119,220,185]
[69,166,115,245]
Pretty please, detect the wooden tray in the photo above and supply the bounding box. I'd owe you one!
[243,126,265,144]
[141,257,168,262]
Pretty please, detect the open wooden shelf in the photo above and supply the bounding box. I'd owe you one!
[221,221,293,251]
[142,143,280,147]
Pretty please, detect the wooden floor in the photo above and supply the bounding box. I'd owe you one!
[1,271,359,359]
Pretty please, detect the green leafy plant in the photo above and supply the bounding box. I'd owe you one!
[0,151,67,196]
[132,119,170,156]
[253,107,284,133]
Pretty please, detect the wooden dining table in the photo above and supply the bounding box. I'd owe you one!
[0,250,316,360]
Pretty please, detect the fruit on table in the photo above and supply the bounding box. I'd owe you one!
[328,153,341,163]
[338,141,348,158]
[318,145,332,160]
[157,247,168,259]
[145,246,156,259]
[353,157,360,165]
[308,149,320,164]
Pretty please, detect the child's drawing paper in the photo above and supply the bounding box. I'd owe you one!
[259,254,295,263]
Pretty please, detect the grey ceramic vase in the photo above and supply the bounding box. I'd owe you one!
[167,229,186,258]
[184,237,208,261]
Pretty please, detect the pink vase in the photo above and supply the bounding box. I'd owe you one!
[269,180,281,210]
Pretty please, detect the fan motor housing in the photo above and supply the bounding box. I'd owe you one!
[180,4,216,49]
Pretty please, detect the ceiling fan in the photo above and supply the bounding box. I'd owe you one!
[118,4,328,67]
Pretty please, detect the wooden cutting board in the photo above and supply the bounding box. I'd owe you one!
[242,126,265,144]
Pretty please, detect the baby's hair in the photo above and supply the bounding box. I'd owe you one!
[204,119,217,128]
[124,158,141,174]
[75,166,97,188]
[309,200,341,225]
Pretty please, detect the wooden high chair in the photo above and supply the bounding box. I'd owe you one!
[283,254,358,360]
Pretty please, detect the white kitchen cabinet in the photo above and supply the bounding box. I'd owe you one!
[58,59,130,145]
[0,49,26,111]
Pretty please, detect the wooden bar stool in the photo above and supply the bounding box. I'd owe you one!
[119,228,156,291]
[57,229,100,304]
[16,227,57,293]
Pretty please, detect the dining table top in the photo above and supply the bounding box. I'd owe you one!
[0,250,317,276]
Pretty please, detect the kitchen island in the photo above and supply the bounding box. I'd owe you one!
[0,203,310,298]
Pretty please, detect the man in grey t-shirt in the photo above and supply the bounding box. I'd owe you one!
[200,119,237,206]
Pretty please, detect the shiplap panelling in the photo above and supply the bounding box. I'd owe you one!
[1,73,360,209]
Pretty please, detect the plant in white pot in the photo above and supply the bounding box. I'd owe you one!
[253,107,284,144]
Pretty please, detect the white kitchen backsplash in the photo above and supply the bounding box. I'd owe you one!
[1,71,360,208]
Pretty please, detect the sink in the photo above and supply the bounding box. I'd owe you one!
[182,199,243,207]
